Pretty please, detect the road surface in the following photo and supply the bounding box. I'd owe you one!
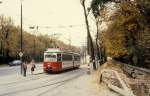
[0,64,119,96]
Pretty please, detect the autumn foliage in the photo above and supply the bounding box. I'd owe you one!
[91,0,150,66]
[0,15,80,64]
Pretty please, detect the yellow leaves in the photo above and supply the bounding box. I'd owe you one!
[100,2,141,58]
[103,30,127,57]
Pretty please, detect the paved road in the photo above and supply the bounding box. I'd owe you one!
[0,65,119,96]
[0,63,43,76]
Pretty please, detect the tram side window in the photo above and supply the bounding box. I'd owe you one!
[74,55,80,61]
[62,54,72,61]
[57,54,61,61]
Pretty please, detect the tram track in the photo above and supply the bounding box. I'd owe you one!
[0,72,46,86]
[32,71,85,96]
[0,68,85,96]
[0,68,82,87]
[37,74,82,96]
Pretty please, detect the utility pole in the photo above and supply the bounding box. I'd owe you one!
[68,26,72,50]
[80,0,96,70]
[29,26,38,60]
[20,0,23,75]
[33,26,38,60]
[82,45,85,64]
[33,38,36,60]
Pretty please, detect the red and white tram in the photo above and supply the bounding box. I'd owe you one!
[43,48,80,72]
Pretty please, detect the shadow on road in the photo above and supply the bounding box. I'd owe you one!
[45,67,81,74]
[33,72,44,75]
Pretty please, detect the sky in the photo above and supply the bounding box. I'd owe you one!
[0,0,92,46]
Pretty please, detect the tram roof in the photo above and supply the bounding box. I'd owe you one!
[44,48,80,55]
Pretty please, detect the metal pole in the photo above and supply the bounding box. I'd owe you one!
[69,32,71,50]
[20,0,23,75]
[33,38,35,60]
[29,26,36,60]
[69,26,72,50]
[34,27,38,60]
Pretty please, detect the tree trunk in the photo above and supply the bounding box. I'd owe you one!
[81,0,96,70]
[95,20,101,66]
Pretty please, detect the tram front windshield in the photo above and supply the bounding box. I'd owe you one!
[44,54,57,62]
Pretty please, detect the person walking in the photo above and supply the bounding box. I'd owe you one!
[30,59,35,75]
[23,61,27,77]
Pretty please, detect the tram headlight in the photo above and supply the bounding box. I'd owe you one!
[48,65,51,67]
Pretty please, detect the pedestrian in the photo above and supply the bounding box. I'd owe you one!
[30,59,35,75]
[87,63,90,74]
[23,61,27,77]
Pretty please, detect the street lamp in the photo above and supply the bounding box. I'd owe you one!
[20,0,23,51]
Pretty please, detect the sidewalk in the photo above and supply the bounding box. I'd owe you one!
[26,66,43,75]
[0,68,44,85]
[0,64,8,67]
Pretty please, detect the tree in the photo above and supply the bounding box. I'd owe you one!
[91,0,112,18]
[90,0,150,67]
[100,1,150,66]
[0,15,81,64]
[81,0,96,70]
[0,15,14,63]
[91,0,112,64]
